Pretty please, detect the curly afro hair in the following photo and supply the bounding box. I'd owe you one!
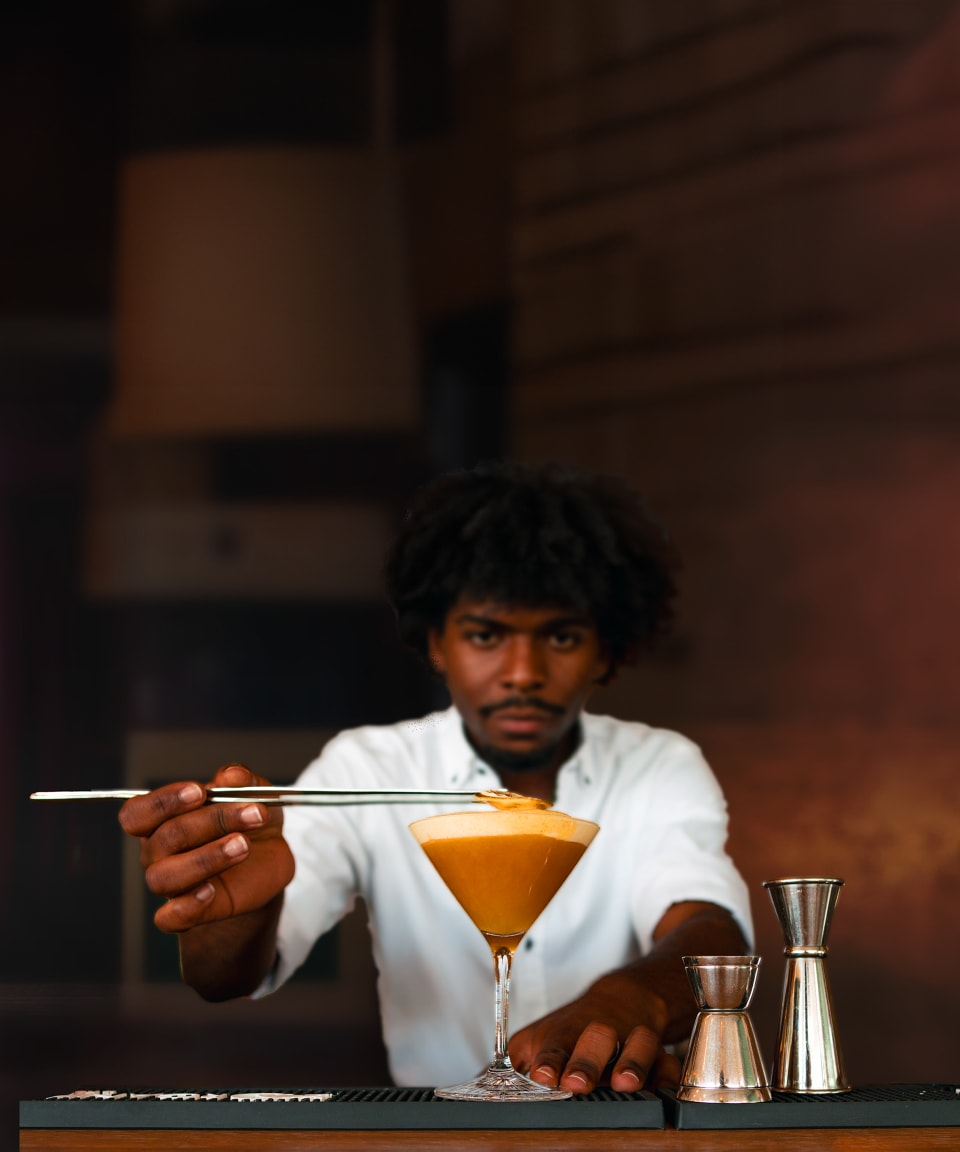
[384,460,679,677]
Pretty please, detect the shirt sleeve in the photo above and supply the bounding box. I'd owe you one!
[251,733,373,997]
[627,732,753,954]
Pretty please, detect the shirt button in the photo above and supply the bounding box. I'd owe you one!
[525,938,534,951]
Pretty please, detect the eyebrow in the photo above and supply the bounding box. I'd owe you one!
[452,612,594,631]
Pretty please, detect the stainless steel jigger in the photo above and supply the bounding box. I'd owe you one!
[764,877,850,1093]
[676,955,771,1103]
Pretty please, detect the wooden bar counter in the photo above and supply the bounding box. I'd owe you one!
[18,1127,960,1151]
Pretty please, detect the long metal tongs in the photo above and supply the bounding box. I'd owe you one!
[30,786,517,807]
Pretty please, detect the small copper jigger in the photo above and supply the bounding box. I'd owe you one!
[676,956,771,1103]
[764,877,850,1093]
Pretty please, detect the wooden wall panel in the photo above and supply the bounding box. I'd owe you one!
[513,0,960,398]
[699,723,960,1084]
[511,0,960,1084]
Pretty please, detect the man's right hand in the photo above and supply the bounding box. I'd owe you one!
[118,763,295,935]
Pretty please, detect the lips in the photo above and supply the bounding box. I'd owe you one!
[488,710,554,737]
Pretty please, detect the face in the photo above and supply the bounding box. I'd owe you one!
[428,599,610,774]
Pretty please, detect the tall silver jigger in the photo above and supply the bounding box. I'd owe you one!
[764,877,850,1093]
[676,956,771,1103]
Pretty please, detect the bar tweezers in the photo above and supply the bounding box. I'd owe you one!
[30,787,512,806]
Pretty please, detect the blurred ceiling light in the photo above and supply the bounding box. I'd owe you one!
[108,2,417,437]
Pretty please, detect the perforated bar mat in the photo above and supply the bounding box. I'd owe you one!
[660,1084,960,1129]
[20,1086,664,1130]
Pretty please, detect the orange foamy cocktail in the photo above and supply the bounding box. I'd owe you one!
[409,797,599,1101]
[409,803,599,954]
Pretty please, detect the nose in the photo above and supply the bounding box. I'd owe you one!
[500,636,546,691]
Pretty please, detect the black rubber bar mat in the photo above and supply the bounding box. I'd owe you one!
[20,1086,664,1130]
[660,1084,960,1129]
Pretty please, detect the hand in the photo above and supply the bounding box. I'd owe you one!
[509,902,744,1095]
[118,763,295,934]
[508,990,682,1096]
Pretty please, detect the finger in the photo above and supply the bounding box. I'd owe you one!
[120,763,266,839]
[610,1025,663,1093]
[153,838,294,932]
[143,800,267,867]
[646,1047,682,1093]
[507,1020,542,1078]
[144,831,253,900]
[153,879,220,933]
[526,1051,563,1089]
[118,781,207,838]
[208,762,284,835]
[211,763,264,787]
[553,1021,619,1095]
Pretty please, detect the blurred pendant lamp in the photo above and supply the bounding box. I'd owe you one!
[108,0,417,436]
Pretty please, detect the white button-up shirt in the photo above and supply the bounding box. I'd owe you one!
[256,707,752,1087]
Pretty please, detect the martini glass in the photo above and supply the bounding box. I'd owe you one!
[409,806,599,1101]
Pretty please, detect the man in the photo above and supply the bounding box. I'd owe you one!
[119,460,751,1095]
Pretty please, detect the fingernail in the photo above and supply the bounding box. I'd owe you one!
[223,834,248,858]
[530,1066,556,1087]
[239,805,264,827]
[195,883,215,903]
[179,783,203,804]
[616,1070,641,1091]
[563,1072,589,1092]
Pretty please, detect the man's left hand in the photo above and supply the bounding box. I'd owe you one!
[509,902,745,1095]
[508,1000,681,1095]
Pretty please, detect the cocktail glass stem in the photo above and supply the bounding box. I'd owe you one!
[492,947,513,1072]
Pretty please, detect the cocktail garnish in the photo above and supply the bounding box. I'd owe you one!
[474,789,551,810]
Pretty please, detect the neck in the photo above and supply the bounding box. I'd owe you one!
[494,765,559,804]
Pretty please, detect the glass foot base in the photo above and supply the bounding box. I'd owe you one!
[434,1065,572,1102]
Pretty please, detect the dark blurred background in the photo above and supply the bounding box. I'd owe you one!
[3,0,960,1127]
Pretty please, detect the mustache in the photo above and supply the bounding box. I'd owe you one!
[479,696,565,718]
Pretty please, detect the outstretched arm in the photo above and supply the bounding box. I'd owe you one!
[118,763,296,1001]
[508,901,748,1094]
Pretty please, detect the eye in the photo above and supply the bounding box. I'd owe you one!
[549,629,582,650]
[464,628,500,649]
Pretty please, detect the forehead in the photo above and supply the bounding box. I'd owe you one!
[443,599,597,630]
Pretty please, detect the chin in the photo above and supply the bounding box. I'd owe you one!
[477,744,559,773]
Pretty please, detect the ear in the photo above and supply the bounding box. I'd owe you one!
[427,629,446,676]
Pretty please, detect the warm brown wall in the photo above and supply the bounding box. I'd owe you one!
[5,0,959,1106]
[511,0,960,1083]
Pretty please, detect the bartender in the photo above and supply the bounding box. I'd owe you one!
[119,460,752,1096]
